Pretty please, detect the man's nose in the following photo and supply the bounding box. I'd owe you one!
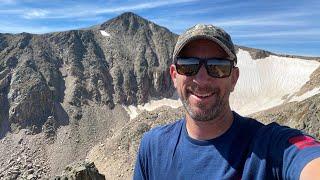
[193,65,211,83]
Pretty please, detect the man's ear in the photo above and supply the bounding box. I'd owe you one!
[170,64,177,88]
[230,67,239,92]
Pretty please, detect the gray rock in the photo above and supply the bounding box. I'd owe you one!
[27,174,35,180]
[54,161,105,180]
[42,116,57,140]
[27,168,34,174]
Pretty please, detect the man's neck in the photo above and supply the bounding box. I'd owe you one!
[185,109,234,141]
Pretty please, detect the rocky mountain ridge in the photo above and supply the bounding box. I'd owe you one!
[0,12,177,135]
[0,12,178,178]
[0,12,319,179]
[236,45,320,61]
[1,12,318,135]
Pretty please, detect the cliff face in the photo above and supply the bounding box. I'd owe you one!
[98,12,177,104]
[0,12,177,134]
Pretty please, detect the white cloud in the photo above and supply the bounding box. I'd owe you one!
[0,0,200,20]
[207,10,319,27]
[238,39,320,45]
[150,9,318,35]
[23,9,49,19]
[0,21,77,34]
[210,11,313,27]
[214,19,302,26]
[234,29,320,38]
[97,0,199,13]
[0,0,203,33]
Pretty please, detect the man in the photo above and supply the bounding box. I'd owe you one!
[134,24,320,179]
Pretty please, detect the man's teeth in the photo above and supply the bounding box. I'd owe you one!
[192,92,213,98]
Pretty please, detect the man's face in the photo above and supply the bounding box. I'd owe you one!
[170,39,239,122]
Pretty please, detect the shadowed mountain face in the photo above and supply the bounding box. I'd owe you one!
[0,12,177,134]
[0,12,179,179]
[0,12,319,179]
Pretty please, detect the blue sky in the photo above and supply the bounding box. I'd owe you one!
[0,0,319,56]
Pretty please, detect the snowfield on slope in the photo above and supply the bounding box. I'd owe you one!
[230,49,319,115]
[124,48,320,119]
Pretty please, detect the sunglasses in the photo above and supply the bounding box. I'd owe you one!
[175,57,235,78]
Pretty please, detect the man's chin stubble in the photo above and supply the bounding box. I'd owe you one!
[181,99,222,122]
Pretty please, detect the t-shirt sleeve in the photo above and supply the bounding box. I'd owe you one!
[264,123,320,179]
[283,134,320,179]
[133,133,150,180]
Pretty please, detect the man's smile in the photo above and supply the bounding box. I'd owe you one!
[189,91,215,98]
[186,87,218,103]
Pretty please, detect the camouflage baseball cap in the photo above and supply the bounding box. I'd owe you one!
[173,24,237,64]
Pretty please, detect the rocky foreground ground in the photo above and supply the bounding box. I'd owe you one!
[0,129,49,179]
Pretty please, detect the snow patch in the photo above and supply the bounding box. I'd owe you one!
[230,48,320,115]
[123,106,139,120]
[123,98,182,120]
[289,87,320,102]
[100,30,110,37]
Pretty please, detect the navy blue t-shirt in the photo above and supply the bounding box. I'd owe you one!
[134,112,320,180]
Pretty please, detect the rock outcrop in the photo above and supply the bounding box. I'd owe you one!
[54,161,105,180]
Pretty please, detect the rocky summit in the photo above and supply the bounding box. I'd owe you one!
[0,12,319,179]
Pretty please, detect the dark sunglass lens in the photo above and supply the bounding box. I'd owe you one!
[206,60,232,78]
[176,58,200,76]
[176,64,199,76]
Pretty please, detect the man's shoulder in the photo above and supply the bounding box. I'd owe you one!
[233,112,303,143]
[139,119,184,152]
[259,121,302,137]
[233,112,301,137]
[249,120,307,150]
[233,112,265,132]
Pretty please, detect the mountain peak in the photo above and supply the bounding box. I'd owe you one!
[100,12,154,31]
[118,12,140,19]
